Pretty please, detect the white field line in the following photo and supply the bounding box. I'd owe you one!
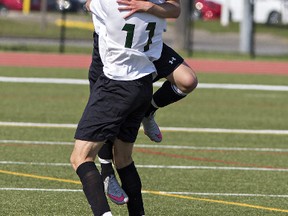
[0,161,71,166]
[136,144,288,152]
[199,83,288,91]
[0,140,73,145]
[1,121,288,135]
[0,122,76,128]
[0,77,89,85]
[1,139,288,153]
[1,76,288,91]
[1,161,288,172]
[136,165,288,172]
[1,187,288,198]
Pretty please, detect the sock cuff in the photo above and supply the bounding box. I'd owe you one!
[171,84,188,96]
[76,161,97,179]
[117,161,135,175]
[151,98,159,109]
[98,157,113,164]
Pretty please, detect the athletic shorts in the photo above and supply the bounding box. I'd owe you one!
[88,32,103,91]
[88,33,184,86]
[75,73,153,143]
[152,43,184,82]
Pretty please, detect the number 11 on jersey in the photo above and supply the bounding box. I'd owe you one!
[122,22,156,52]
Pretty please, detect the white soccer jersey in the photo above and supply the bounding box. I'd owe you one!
[90,0,166,81]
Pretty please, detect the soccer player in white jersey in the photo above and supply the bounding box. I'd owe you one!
[70,0,166,215]
[85,0,198,207]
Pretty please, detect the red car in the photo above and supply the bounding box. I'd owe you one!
[0,0,85,12]
[194,0,222,20]
[0,0,41,11]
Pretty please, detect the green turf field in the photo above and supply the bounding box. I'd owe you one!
[0,66,288,215]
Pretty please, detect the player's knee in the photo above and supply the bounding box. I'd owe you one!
[172,62,198,94]
[114,155,133,169]
[70,145,84,171]
[178,73,198,93]
[70,154,78,171]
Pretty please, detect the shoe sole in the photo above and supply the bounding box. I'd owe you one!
[108,195,129,205]
[144,131,162,142]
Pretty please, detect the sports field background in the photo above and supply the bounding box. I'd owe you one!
[0,53,288,215]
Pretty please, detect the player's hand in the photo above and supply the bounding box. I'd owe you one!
[117,0,153,19]
[85,0,92,12]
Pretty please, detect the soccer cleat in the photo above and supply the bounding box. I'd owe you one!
[103,174,129,205]
[142,113,162,142]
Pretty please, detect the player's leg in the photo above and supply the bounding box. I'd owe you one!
[71,74,114,215]
[112,77,152,216]
[99,140,129,205]
[89,32,128,205]
[70,140,111,216]
[142,44,198,142]
[151,61,197,110]
[114,139,145,216]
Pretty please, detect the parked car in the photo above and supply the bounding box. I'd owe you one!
[193,0,222,20]
[0,0,42,11]
[0,1,8,14]
[0,0,85,13]
[213,0,287,25]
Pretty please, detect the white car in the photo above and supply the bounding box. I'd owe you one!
[213,0,288,24]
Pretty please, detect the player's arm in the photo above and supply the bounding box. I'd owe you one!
[117,0,180,19]
[85,0,92,11]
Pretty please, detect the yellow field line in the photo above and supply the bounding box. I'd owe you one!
[55,19,94,31]
[1,169,288,213]
[0,169,80,185]
[144,190,288,213]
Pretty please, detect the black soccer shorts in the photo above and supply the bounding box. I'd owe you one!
[152,43,184,82]
[75,73,153,143]
[88,32,104,91]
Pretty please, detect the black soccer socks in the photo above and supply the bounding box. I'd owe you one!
[98,140,115,180]
[117,162,145,216]
[98,140,114,160]
[76,161,110,216]
[154,80,187,107]
[145,80,186,117]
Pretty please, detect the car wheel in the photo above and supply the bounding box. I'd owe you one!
[0,5,9,16]
[267,11,282,25]
[56,0,71,11]
[228,11,232,22]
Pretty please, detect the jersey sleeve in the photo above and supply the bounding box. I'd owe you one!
[89,0,107,23]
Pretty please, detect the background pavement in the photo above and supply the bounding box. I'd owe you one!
[1,11,288,56]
